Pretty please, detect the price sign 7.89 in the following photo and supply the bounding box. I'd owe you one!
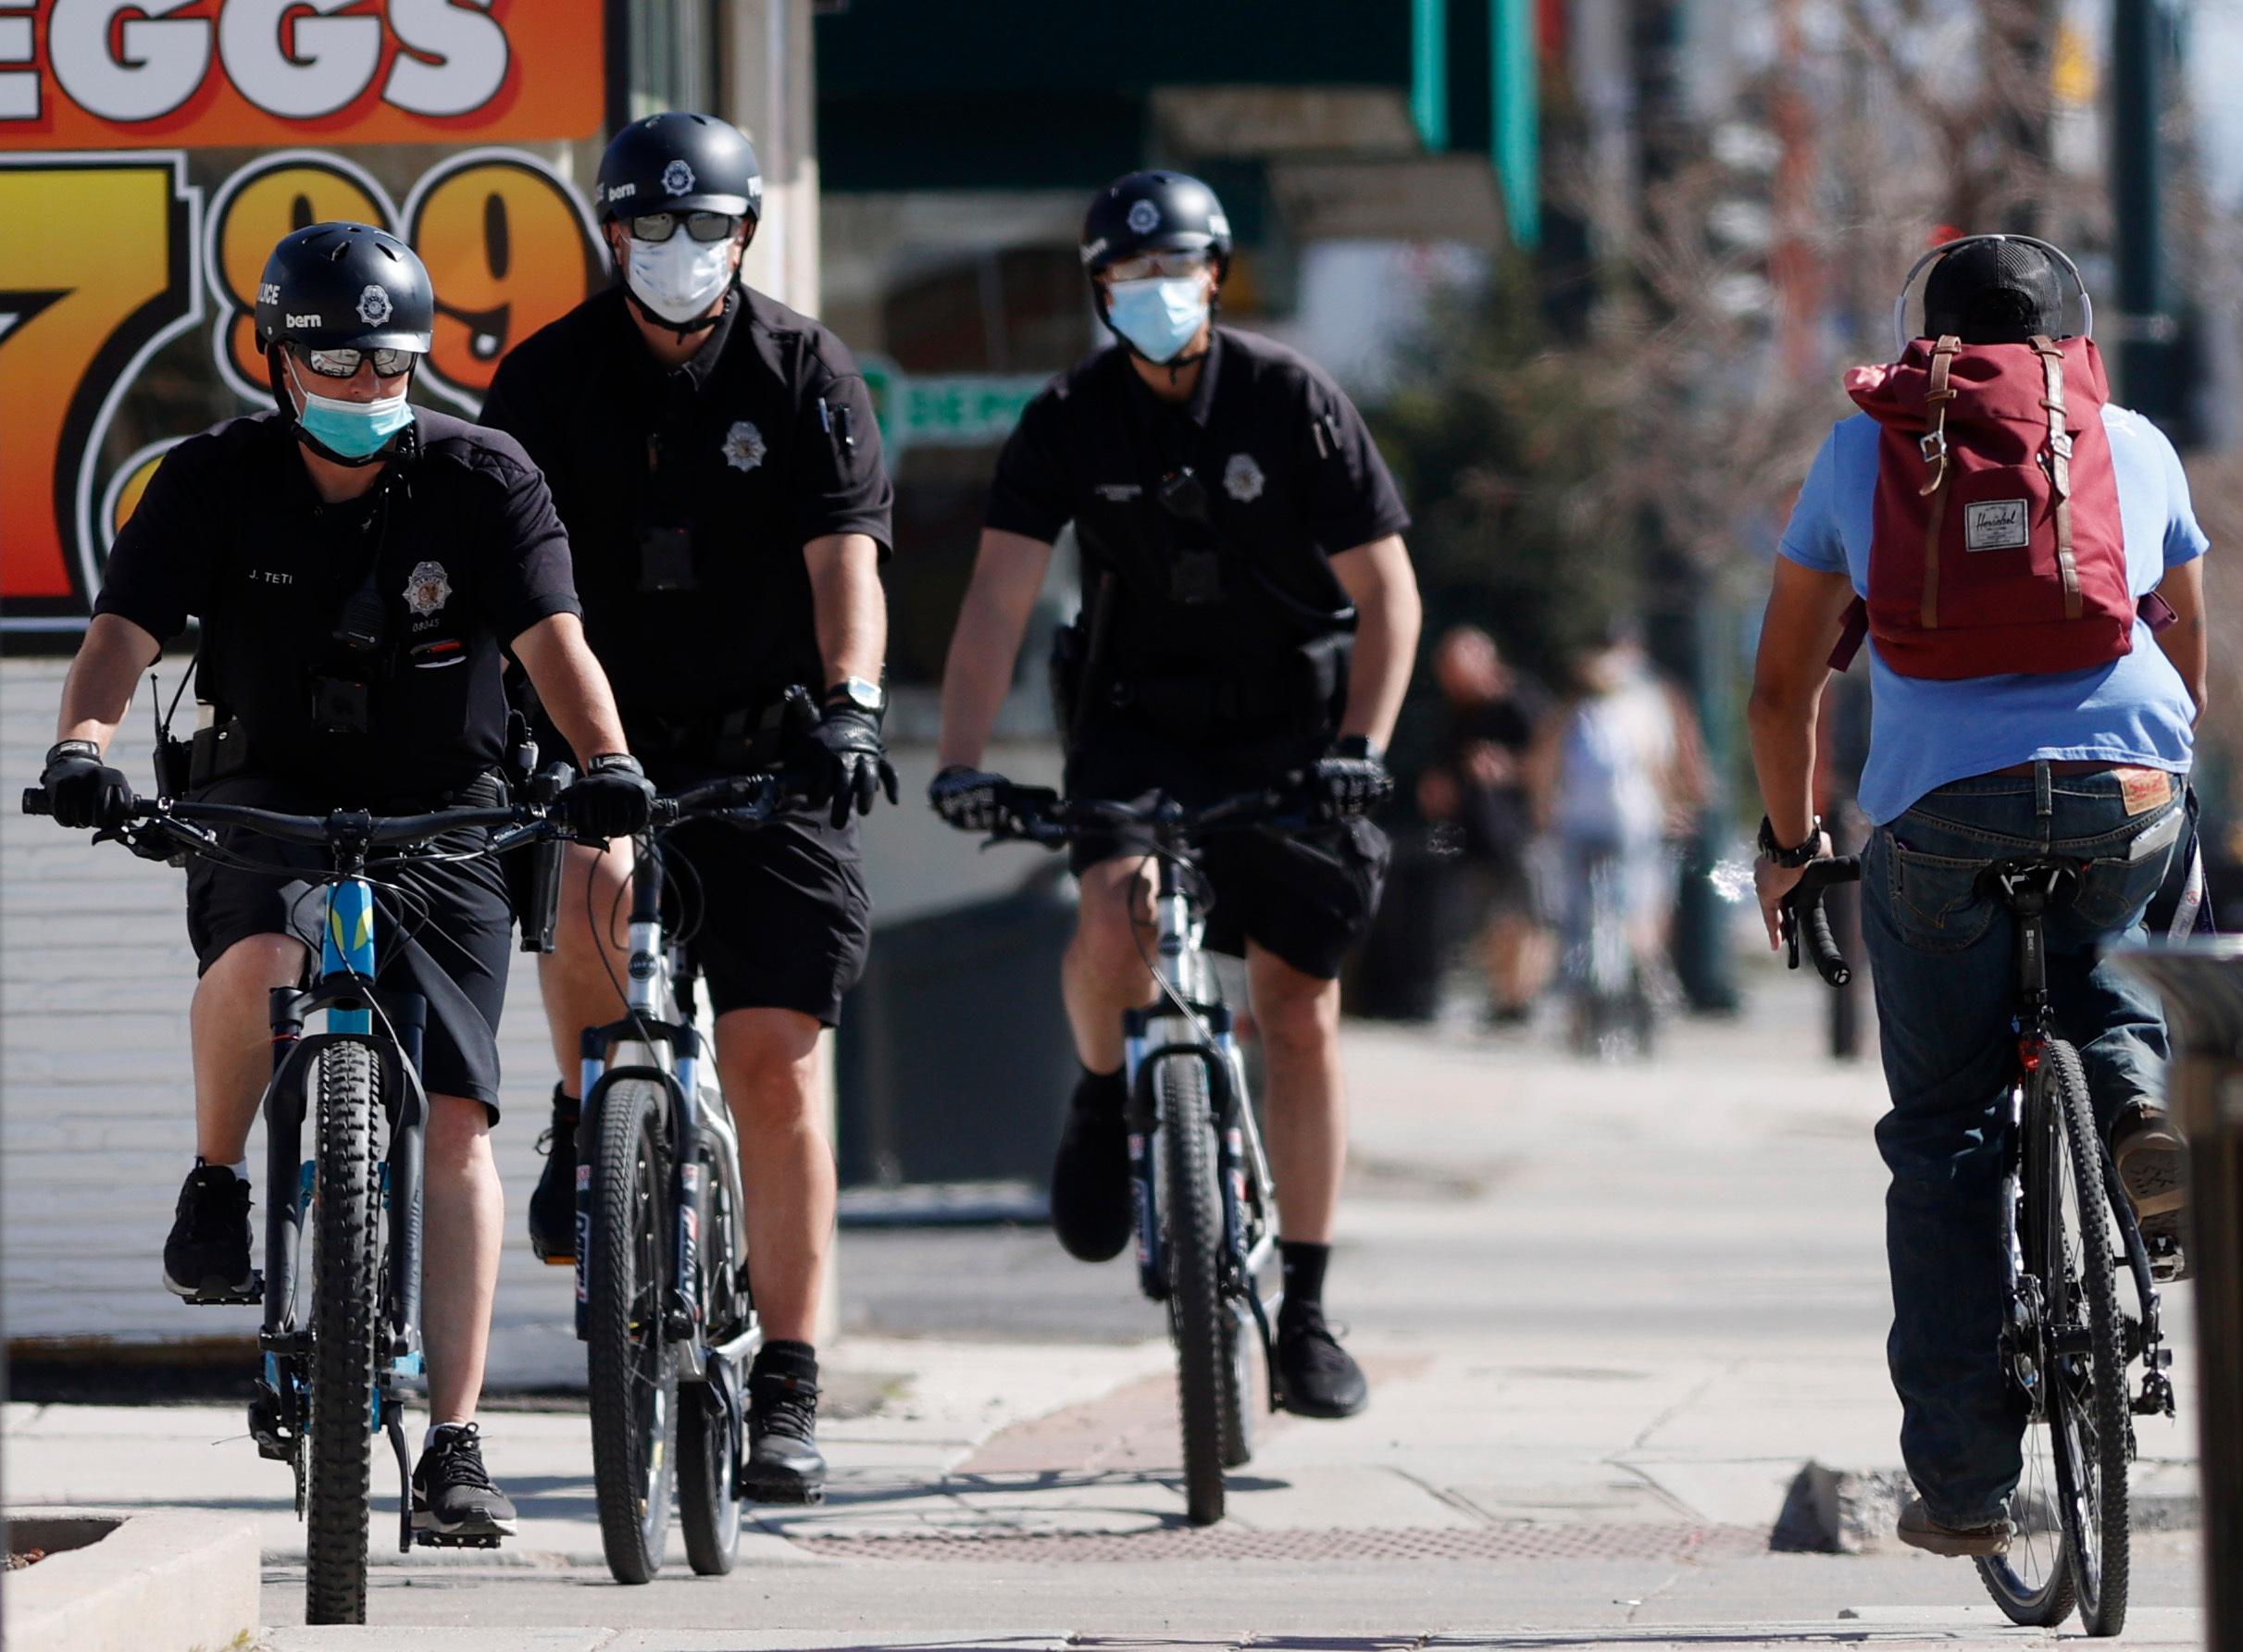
[0,145,601,629]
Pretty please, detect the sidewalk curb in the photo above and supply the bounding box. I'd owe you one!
[1771,1460,2201,1553]
[4,1505,259,1652]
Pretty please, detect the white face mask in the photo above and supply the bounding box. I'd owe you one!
[625,232,737,324]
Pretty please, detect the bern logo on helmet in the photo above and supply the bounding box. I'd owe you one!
[722,419,766,473]
[403,561,452,618]
[663,159,696,196]
[1224,453,1265,503]
[1127,199,1161,235]
[355,284,393,327]
[286,313,323,329]
[605,181,635,203]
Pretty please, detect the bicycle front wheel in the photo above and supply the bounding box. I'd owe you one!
[2045,1040,2133,1636]
[1157,1055,1229,1525]
[305,1041,382,1626]
[586,1078,679,1584]
[678,1141,745,1576]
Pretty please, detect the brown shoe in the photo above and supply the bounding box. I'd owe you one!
[2112,1104,2189,1280]
[1897,1497,2012,1557]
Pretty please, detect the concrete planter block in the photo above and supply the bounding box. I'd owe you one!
[4,1506,258,1652]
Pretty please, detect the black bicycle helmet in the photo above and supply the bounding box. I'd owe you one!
[1080,170,1232,279]
[596,111,763,225]
[255,222,434,355]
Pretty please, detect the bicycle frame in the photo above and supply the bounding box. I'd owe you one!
[1120,849,1284,1404]
[572,826,758,1388]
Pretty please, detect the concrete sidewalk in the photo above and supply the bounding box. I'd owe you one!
[4,979,2209,1646]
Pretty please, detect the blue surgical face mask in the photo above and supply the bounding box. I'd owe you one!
[288,356,415,461]
[1104,275,1210,364]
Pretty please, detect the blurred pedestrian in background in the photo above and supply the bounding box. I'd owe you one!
[1415,626,1550,1024]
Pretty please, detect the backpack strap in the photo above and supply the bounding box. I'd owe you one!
[1918,335,1961,629]
[2032,334,2083,620]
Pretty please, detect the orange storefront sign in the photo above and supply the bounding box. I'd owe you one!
[0,0,604,150]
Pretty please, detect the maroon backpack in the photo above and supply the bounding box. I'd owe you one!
[1831,333,2135,678]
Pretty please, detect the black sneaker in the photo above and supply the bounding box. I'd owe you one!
[163,1163,255,1299]
[1275,1309,1368,1419]
[1049,1071,1132,1262]
[740,1355,826,1505]
[412,1422,517,1538]
[528,1087,579,1264]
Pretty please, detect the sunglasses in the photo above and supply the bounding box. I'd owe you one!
[627,210,741,244]
[293,344,417,379]
[1101,249,1214,283]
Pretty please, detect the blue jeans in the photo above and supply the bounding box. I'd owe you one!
[1861,765,2181,1525]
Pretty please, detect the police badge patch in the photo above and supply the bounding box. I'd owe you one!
[356,284,393,328]
[1223,453,1265,503]
[403,560,452,618]
[722,420,766,472]
[663,158,697,197]
[1127,199,1161,235]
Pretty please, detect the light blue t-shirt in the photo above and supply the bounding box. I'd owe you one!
[1778,404,2209,823]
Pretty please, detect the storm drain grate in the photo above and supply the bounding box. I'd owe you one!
[791,1522,1765,1564]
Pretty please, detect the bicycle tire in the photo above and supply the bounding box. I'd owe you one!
[678,1144,744,1576]
[1157,1055,1228,1525]
[1976,1065,2078,1628]
[586,1078,678,1584]
[2046,1040,2132,1635]
[305,1041,381,1626]
[1219,1299,1255,1470]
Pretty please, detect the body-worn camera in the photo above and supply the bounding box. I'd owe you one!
[637,523,698,592]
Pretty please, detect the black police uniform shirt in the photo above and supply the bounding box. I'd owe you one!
[480,285,893,724]
[93,409,580,801]
[986,326,1410,702]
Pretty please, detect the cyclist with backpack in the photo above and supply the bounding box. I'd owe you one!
[35,224,653,1541]
[480,112,894,1503]
[928,170,1421,1419]
[1748,235,2207,1558]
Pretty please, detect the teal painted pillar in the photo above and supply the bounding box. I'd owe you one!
[1492,0,1539,247]
[1413,0,1450,151]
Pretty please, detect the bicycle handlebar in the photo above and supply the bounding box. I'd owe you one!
[23,788,548,853]
[1779,856,1863,987]
[650,770,789,826]
[986,781,1307,848]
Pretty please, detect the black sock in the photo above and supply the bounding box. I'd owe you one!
[754,1338,818,1386]
[1279,1241,1330,1323]
[1076,1063,1126,1112]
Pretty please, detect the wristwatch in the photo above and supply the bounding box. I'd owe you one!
[1758,814,1822,868]
[825,677,886,718]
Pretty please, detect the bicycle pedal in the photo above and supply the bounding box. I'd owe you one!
[536,1254,575,1267]
[181,1272,263,1306]
[414,1530,504,1549]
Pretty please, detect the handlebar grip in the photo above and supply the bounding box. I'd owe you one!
[1799,897,1851,987]
[21,788,50,815]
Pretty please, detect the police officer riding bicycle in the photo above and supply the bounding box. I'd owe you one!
[38,223,652,1542]
[1751,234,2207,1560]
[480,111,895,1503]
[931,169,1421,1419]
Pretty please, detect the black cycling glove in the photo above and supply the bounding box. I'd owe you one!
[929,765,1008,833]
[559,753,655,839]
[806,706,899,829]
[1309,735,1393,821]
[42,739,135,829]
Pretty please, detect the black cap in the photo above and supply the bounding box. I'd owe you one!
[1922,237,2067,343]
[255,222,433,354]
[1080,170,1233,278]
[596,112,763,224]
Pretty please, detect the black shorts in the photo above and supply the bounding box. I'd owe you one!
[527,713,873,1026]
[183,775,514,1117]
[1065,717,1390,982]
